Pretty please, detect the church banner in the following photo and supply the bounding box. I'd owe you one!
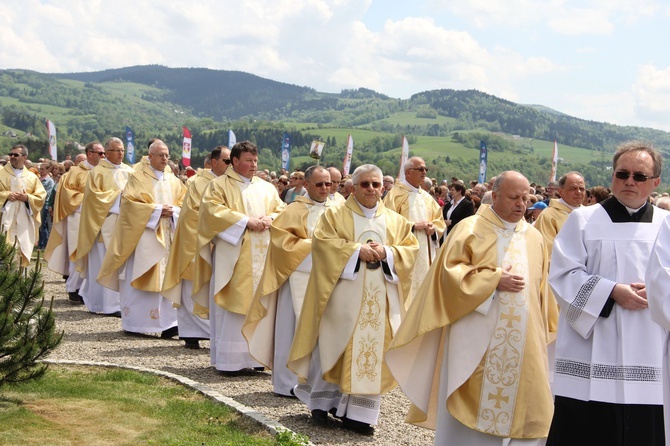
[281,132,291,170]
[125,126,136,164]
[228,129,237,149]
[342,134,353,176]
[398,136,409,182]
[550,140,558,182]
[182,126,192,167]
[478,140,488,184]
[309,140,325,160]
[46,119,57,160]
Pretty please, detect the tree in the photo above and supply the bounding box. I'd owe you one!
[0,235,62,388]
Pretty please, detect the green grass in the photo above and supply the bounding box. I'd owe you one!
[0,365,281,445]
[363,111,459,127]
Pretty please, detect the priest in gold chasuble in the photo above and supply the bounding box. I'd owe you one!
[383,157,445,304]
[97,141,185,336]
[386,171,553,445]
[243,165,333,397]
[192,141,284,373]
[288,164,418,435]
[0,144,46,267]
[162,146,230,349]
[75,138,133,315]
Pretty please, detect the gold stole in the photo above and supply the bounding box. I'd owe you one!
[475,225,530,436]
[350,212,396,394]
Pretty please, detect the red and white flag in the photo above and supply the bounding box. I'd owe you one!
[182,126,192,167]
[46,119,57,160]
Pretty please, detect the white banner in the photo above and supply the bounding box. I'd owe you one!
[47,119,57,160]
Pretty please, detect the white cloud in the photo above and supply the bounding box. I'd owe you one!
[632,64,670,130]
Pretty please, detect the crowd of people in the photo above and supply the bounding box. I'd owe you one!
[3,138,670,444]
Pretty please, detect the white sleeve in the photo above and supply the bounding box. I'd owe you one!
[216,217,248,246]
[647,215,670,330]
[549,211,617,339]
[146,205,162,230]
[340,247,361,280]
[382,246,399,283]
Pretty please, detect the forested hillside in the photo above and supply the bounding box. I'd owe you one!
[1,66,669,188]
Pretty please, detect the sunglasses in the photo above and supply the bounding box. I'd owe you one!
[91,152,106,156]
[312,181,333,188]
[409,167,428,172]
[8,153,23,157]
[222,158,231,164]
[357,181,382,189]
[614,171,658,182]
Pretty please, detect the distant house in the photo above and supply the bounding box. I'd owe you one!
[3,131,17,138]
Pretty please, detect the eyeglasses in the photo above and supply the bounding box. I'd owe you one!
[222,158,231,165]
[357,181,382,189]
[614,171,658,182]
[312,181,333,188]
[8,153,23,157]
[409,167,428,173]
[90,152,106,156]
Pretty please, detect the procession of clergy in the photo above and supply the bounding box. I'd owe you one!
[6,137,670,445]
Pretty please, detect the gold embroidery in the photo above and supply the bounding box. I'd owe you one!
[359,284,382,331]
[355,334,379,382]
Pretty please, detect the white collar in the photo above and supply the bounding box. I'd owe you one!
[402,180,420,192]
[354,197,378,218]
[491,207,519,230]
[558,198,578,210]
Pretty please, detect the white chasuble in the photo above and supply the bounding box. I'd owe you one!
[475,225,530,436]
[407,191,435,297]
[2,174,34,262]
[288,201,326,320]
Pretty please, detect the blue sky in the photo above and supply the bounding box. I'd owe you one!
[1,0,669,131]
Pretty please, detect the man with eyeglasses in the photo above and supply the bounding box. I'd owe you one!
[74,137,133,317]
[0,144,46,267]
[384,157,445,301]
[284,171,307,204]
[45,142,105,303]
[98,140,186,339]
[244,165,333,397]
[549,141,667,445]
[162,146,230,349]
[388,171,553,444]
[327,166,345,205]
[289,164,418,435]
[533,171,586,356]
[192,141,284,375]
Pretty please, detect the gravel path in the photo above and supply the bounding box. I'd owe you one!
[42,264,435,445]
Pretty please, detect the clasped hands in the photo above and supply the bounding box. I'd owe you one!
[6,191,28,202]
[359,241,386,263]
[160,204,174,218]
[611,282,647,311]
[414,220,436,236]
[246,216,272,232]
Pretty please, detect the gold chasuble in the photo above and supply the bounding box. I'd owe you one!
[162,169,217,306]
[192,169,285,316]
[243,196,332,369]
[75,159,134,270]
[0,164,46,266]
[97,163,185,292]
[386,206,553,439]
[288,196,418,395]
[533,198,574,338]
[383,183,445,302]
[44,163,92,274]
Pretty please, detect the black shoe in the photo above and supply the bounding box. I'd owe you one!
[107,311,122,318]
[218,369,244,377]
[183,338,200,349]
[254,366,265,372]
[62,275,69,281]
[160,326,179,339]
[342,417,374,436]
[273,391,297,399]
[68,291,84,304]
[311,409,329,424]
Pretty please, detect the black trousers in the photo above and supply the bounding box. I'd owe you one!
[547,396,664,446]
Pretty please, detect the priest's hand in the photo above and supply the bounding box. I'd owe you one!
[259,215,273,230]
[247,217,269,232]
[611,283,648,310]
[497,266,525,292]
[368,242,387,261]
[7,191,27,202]
[359,243,380,263]
[160,205,173,218]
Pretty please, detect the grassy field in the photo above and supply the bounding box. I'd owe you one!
[0,365,289,445]
[361,111,460,127]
